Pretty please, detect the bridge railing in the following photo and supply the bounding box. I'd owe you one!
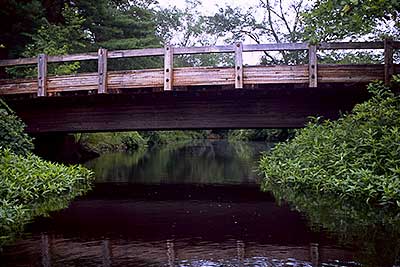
[0,40,399,96]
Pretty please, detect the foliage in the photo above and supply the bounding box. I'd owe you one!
[156,0,232,67]
[228,129,295,142]
[77,131,148,153]
[0,99,33,156]
[303,0,400,42]
[0,149,94,244]
[260,81,400,207]
[205,0,310,65]
[6,5,87,78]
[142,130,208,146]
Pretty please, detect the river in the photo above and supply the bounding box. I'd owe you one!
[0,141,398,266]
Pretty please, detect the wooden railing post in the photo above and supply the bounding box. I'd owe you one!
[308,44,318,88]
[384,38,394,85]
[164,45,173,91]
[235,42,243,89]
[37,54,48,96]
[98,48,108,94]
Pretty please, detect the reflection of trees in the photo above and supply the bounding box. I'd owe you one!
[268,186,400,267]
[85,141,267,185]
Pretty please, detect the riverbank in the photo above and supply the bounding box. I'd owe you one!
[0,100,94,245]
[260,81,400,207]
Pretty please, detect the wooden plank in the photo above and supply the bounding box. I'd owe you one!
[318,64,384,83]
[384,38,394,85]
[244,65,308,84]
[164,45,173,91]
[308,45,317,88]
[243,43,308,52]
[11,87,369,133]
[174,45,234,55]
[108,48,164,58]
[235,42,243,88]
[37,54,47,97]
[108,69,163,89]
[318,42,384,50]
[393,41,400,49]
[98,48,108,94]
[1,64,398,95]
[0,57,37,67]
[174,67,234,86]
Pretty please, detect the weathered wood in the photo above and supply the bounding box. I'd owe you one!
[393,41,400,49]
[37,54,48,97]
[1,64,397,95]
[318,41,384,50]
[319,64,384,83]
[243,43,308,51]
[98,48,108,94]
[0,41,397,68]
[235,42,243,89]
[174,45,234,55]
[108,48,164,58]
[384,38,394,85]
[0,57,37,67]
[164,45,173,91]
[9,86,369,133]
[308,45,317,88]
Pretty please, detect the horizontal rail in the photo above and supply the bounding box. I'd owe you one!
[0,64,397,95]
[1,41,399,67]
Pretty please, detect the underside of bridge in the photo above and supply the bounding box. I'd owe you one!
[5,84,370,134]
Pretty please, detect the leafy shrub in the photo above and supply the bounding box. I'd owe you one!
[0,100,33,155]
[260,81,400,207]
[121,131,148,150]
[142,130,207,146]
[78,131,148,153]
[228,129,295,142]
[0,149,94,242]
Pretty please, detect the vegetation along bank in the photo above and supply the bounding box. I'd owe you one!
[0,100,94,245]
[260,80,400,207]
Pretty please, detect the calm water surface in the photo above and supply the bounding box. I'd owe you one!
[1,141,399,266]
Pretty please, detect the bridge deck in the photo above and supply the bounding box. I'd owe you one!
[0,40,398,133]
[0,40,399,96]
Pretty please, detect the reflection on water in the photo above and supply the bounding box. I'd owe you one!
[268,185,400,267]
[1,141,398,266]
[85,141,270,185]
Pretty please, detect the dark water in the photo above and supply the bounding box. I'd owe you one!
[0,141,399,266]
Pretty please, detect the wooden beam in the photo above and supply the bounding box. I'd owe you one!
[235,42,243,89]
[384,38,394,85]
[243,43,308,52]
[164,45,173,91]
[98,48,108,94]
[319,41,384,50]
[108,48,164,58]
[37,54,47,97]
[308,45,318,88]
[174,45,234,55]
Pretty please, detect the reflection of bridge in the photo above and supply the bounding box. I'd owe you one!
[35,234,348,267]
[0,40,399,133]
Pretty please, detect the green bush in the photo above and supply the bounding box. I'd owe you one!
[0,100,33,155]
[0,149,94,242]
[228,129,295,142]
[78,131,148,153]
[260,81,400,207]
[142,130,207,146]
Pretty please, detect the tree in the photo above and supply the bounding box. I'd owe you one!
[303,0,400,42]
[6,5,87,78]
[205,0,310,65]
[156,0,232,67]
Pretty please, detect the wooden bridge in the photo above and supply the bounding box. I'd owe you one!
[0,40,399,133]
